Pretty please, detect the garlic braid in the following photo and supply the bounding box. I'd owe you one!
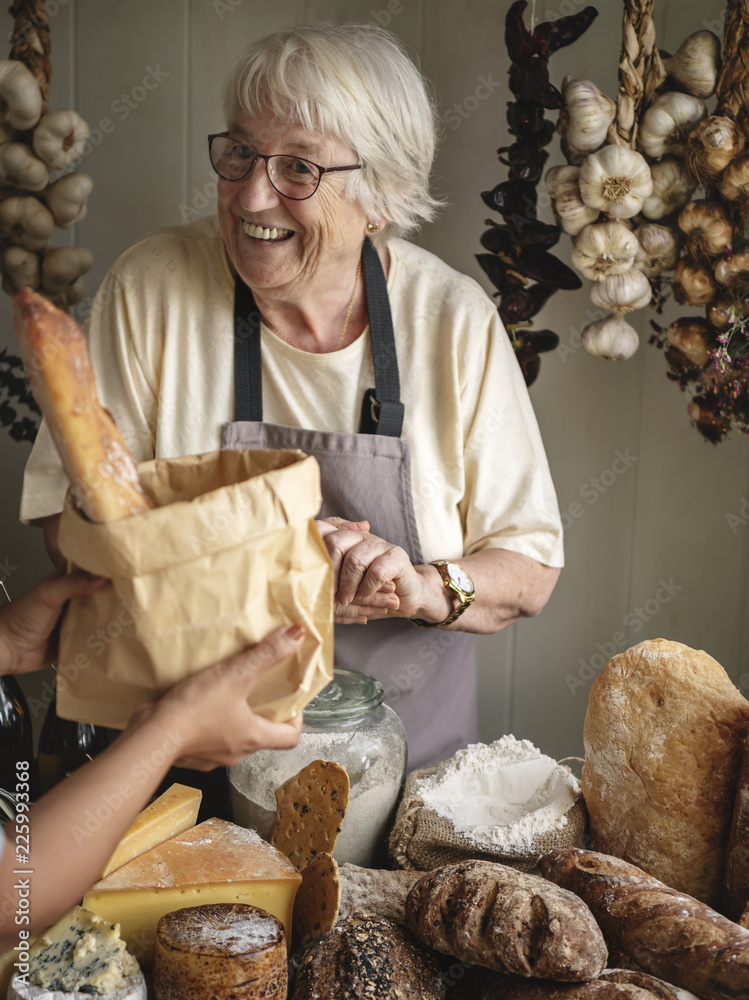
[608,0,668,149]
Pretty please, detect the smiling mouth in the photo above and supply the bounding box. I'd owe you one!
[243,221,293,241]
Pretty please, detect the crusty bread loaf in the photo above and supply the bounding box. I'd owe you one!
[405,859,608,980]
[153,903,287,999]
[540,846,749,1000]
[336,864,424,926]
[725,734,749,920]
[290,913,447,999]
[581,638,749,905]
[12,287,152,522]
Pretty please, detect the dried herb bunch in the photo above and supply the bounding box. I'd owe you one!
[478,1,597,386]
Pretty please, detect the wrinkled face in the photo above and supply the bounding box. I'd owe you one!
[217,110,369,299]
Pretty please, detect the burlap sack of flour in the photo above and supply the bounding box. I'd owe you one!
[55,448,333,728]
[389,763,588,872]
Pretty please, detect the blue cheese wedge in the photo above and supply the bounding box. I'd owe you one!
[8,906,145,999]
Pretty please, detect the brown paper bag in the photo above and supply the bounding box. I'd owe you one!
[55,448,333,728]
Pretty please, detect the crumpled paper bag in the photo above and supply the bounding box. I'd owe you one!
[55,448,333,728]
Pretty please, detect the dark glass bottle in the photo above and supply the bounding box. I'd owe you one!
[36,686,110,795]
[0,675,34,798]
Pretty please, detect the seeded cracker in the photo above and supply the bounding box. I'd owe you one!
[271,759,350,869]
[292,852,341,950]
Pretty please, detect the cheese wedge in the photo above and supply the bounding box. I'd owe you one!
[101,783,202,877]
[83,819,302,968]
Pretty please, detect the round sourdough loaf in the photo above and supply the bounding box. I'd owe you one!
[153,903,287,999]
[582,638,749,906]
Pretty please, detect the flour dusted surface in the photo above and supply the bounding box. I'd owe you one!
[416,736,580,852]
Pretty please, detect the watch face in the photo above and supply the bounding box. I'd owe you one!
[446,562,475,596]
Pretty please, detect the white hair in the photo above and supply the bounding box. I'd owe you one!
[222,22,445,238]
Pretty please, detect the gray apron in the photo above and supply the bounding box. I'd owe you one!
[222,238,477,770]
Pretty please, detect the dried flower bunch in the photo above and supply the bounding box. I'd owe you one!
[477,0,598,386]
[550,0,749,442]
[0,0,94,308]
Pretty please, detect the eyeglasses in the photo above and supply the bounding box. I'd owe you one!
[208,133,362,200]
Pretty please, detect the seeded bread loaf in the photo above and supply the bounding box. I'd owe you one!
[12,287,152,522]
[540,847,749,1000]
[581,638,749,905]
[405,859,608,980]
[290,913,447,1000]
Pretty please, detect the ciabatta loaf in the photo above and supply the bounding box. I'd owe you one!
[12,287,152,522]
[581,638,749,905]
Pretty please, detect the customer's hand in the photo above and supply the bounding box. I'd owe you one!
[0,567,107,676]
[131,625,305,769]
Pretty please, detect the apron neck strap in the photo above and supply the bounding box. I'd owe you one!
[233,236,403,436]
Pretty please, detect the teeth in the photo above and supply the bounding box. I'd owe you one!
[243,221,291,240]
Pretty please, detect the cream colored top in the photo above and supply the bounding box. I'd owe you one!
[21,217,564,568]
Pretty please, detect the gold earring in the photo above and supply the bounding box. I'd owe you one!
[367,221,380,233]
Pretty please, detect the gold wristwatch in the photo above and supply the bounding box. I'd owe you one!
[411,560,475,628]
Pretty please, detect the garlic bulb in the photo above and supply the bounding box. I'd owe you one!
[545,164,581,196]
[633,223,679,278]
[685,116,745,185]
[709,293,746,331]
[0,60,42,130]
[721,153,749,203]
[672,258,718,307]
[663,30,722,99]
[0,195,54,250]
[0,142,48,192]
[637,92,706,159]
[590,269,652,313]
[1,244,39,292]
[41,245,94,296]
[666,317,712,367]
[678,200,733,260]
[551,176,600,236]
[33,110,90,170]
[713,247,749,286]
[579,145,653,219]
[581,314,639,360]
[42,171,93,228]
[558,77,616,161]
[641,158,694,220]
[571,221,638,281]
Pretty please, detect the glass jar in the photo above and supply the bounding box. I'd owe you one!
[229,667,407,868]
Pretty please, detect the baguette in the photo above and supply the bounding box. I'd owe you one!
[449,967,699,1000]
[539,847,749,1000]
[725,734,749,920]
[405,859,608,980]
[12,287,152,522]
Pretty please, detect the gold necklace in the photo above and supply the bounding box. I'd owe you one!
[264,258,363,351]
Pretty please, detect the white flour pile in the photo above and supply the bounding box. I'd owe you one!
[416,735,580,852]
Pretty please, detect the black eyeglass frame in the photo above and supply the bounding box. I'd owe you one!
[208,133,362,200]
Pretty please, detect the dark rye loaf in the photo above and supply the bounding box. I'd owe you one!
[405,859,608,980]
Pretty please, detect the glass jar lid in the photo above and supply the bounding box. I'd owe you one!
[303,666,384,723]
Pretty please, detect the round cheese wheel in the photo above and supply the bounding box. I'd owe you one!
[153,903,287,999]
[7,969,147,1000]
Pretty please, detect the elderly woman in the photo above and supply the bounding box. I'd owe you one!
[22,23,563,770]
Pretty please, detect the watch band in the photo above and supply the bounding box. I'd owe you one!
[411,560,475,629]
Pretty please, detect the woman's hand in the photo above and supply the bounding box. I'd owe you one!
[135,624,305,769]
[0,567,107,676]
[315,520,452,624]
